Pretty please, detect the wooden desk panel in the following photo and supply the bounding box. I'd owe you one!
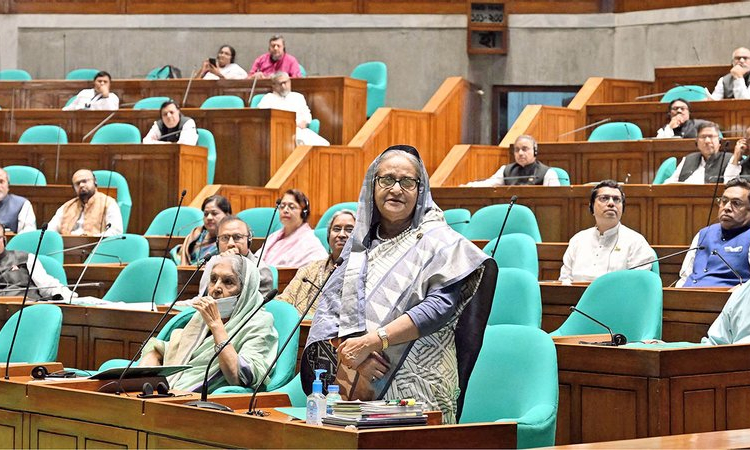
[553,427,750,449]
[7,186,115,232]
[654,65,729,94]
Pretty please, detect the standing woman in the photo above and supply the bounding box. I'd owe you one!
[303,145,497,424]
[176,195,232,265]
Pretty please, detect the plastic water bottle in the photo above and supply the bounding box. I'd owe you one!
[306,369,327,425]
[326,384,342,416]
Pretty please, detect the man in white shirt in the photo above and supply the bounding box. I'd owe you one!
[462,135,561,186]
[703,281,750,345]
[664,122,741,184]
[62,71,120,111]
[559,180,653,284]
[0,168,36,234]
[48,169,122,237]
[257,71,329,146]
[710,47,750,100]
[142,101,198,145]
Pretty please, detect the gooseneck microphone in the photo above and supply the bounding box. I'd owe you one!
[628,245,706,270]
[247,257,343,416]
[5,223,47,379]
[711,250,744,285]
[490,195,518,258]
[69,223,111,304]
[47,235,126,256]
[255,199,281,268]
[569,306,627,346]
[706,141,731,227]
[186,288,279,411]
[150,190,187,312]
[82,111,117,142]
[447,220,470,227]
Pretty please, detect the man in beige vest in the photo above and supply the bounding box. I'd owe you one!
[48,169,122,236]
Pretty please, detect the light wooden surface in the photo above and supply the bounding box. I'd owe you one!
[549,428,750,449]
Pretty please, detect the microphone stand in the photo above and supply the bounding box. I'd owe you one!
[712,250,744,285]
[150,190,187,312]
[628,246,705,270]
[490,195,517,258]
[255,199,281,267]
[569,306,627,346]
[68,223,111,304]
[46,235,126,256]
[706,145,730,227]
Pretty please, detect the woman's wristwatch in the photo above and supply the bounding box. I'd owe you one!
[377,328,389,350]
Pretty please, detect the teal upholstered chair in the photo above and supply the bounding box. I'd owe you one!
[133,96,171,110]
[92,170,132,232]
[460,324,558,449]
[0,69,32,81]
[145,206,203,237]
[272,373,307,407]
[268,265,279,290]
[200,95,244,109]
[65,68,100,80]
[90,123,141,144]
[588,122,643,141]
[650,248,660,276]
[313,202,358,250]
[64,96,77,108]
[37,255,67,285]
[552,167,571,186]
[18,125,68,145]
[298,64,307,77]
[0,304,63,363]
[237,207,282,238]
[102,257,177,305]
[7,229,64,265]
[466,204,542,243]
[443,208,471,237]
[550,270,663,340]
[84,234,149,264]
[4,165,47,186]
[196,128,217,184]
[661,85,708,102]
[482,234,539,277]
[250,93,320,134]
[488,268,542,327]
[249,94,264,108]
[350,61,387,117]
[653,157,677,185]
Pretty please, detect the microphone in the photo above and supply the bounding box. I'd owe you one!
[255,199,281,267]
[186,287,279,411]
[98,160,118,234]
[247,74,259,106]
[46,235,127,256]
[247,257,343,415]
[150,189,187,312]
[175,218,204,234]
[0,282,102,295]
[182,66,198,107]
[82,111,117,142]
[301,276,322,292]
[69,223,111,304]
[54,124,63,183]
[569,306,627,346]
[558,118,611,138]
[489,195,517,258]
[5,223,47,379]
[628,245,705,270]
[706,147,730,227]
[711,249,744,285]
[82,251,123,265]
[447,220,470,227]
[623,173,631,184]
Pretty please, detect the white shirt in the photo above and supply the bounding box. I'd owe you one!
[676,232,750,288]
[62,88,119,111]
[559,223,654,284]
[48,195,122,237]
[464,164,561,187]
[203,63,248,80]
[663,156,741,185]
[257,91,329,146]
[7,253,75,300]
[142,118,198,145]
[15,200,37,234]
[702,282,750,345]
[710,76,750,100]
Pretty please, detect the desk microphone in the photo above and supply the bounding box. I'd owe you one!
[447,220,470,227]
[0,282,102,295]
[569,306,627,346]
[711,250,744,285]
[69,223,111,304]
[47,235,127,256]
[489,195,517,258]
[150,189,187,312]
[706,142,732,227]
[628,246,705,270]
[82,111,117,142]
[558,118,611,138]
[82,251,123,265]
[255,199,281,267]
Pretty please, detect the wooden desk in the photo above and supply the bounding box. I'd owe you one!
[654,65,728,94]
[552,427,750,449]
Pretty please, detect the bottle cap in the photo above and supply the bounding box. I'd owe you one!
[312,369,326,394]
[328,384,339,393]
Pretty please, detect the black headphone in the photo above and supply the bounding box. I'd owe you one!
[301,197,310,221]
[612,333,628,346]
[513,138,538,157]
[31,365,76,379]
[138,381,172,398]
[589,183,626,214]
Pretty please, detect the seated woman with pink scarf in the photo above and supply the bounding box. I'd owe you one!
[255,189,327,268]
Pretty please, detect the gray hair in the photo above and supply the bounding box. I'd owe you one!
[326,209,356,236]
[271,71,290,82]
[213,254,245,290]
[378,149,421,174]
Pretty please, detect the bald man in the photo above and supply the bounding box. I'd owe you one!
[0,168,36,233]
[48,169,122,236]
[711,47,750,100]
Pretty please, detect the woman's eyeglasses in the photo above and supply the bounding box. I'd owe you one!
[375,175,420,191]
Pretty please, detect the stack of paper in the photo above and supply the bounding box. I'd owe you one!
[323,400,427,429]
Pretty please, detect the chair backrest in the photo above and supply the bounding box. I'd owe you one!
[313,202,358,250]
[0,304,63,363]
[145,206,204,237]
[588,122,643,141]
[551,270,663,340]
[6,229,65,265]
[133,96,171,110]
[3,165,47,186]
[443,208,471,236]
[263,300,300,391]
[85,233,150,264]
[37,255,67,285]
[488,268,542,327]
[236,208,282,238]
[200,95,245,109]
[0,69,32,81]
[155,307,197,340]
[273,372,307,407]
[249,93,265,108]
[90,123,141,144]
[196,128,217,184]
[102,257,178,304]
[482,234,539,277]
[298,64,307,77]
[650,248,660,276]
[460,324,558,448]
[466,204,542,242]
[64,96,77,108]
[652,157,677,185]
[92,170,132,232]
[552,167,571,186]
[661,85,708,103]
[18,125,68,145]
[350,61,388,117]
[65,68,100,80]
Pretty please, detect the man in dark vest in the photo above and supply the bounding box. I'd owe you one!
[142,100,198,145]
[0,168,36,233]
[664,122,741,184]
[463,135,561,186]
[677,178,750,288]
[655,99,707,139]
[710,47,750,100]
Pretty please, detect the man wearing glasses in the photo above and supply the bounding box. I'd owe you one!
[559,180,654,284]
[655,99,707,139]
[663,122,742,184]
[677,178,750,288]
[710,47,750,100]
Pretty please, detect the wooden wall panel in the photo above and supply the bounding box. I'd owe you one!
[29,414,139,449]
[247,0,358,13]
[654,65,728,94]
[128,0,241,13]
[0,409,24,449]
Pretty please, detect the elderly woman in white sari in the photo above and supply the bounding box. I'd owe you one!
[302,145,498,424]
[140,255,278,392]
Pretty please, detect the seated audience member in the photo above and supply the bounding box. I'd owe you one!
[733,125,750,178]
[140,255,278,392]
[0,168,36,233]
[702,281,750,344]
[462,135,560,186]
[663,122,741,184]
[142,100,198,145]
[655,99,706,139]
[198,45,247,80]
[559,180,653,284]
[710,47,750,100]
[677,178,750,288]
[255,189,327,268]
[62,71,119,111]
[0,224,74,300]
[175,195,231,266]
[48,169,122,237]
[248,35,302,79]
[257,72,329,146]
[277,209,355,316]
